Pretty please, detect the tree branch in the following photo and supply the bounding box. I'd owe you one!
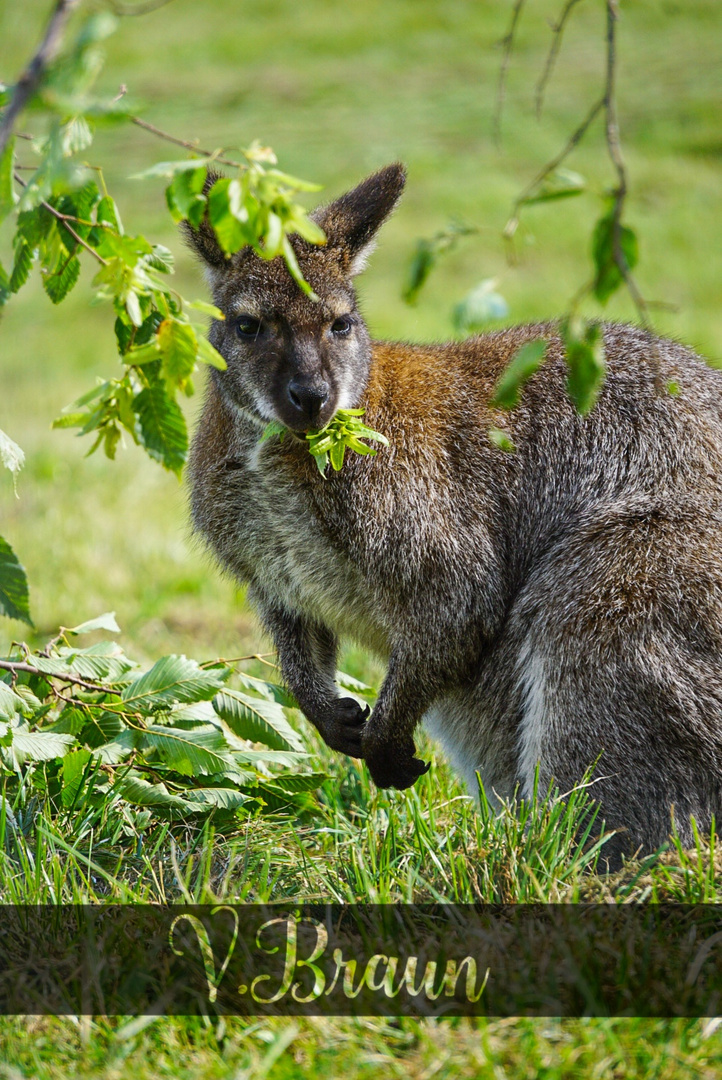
[13,172,109,265]
[493,0,527,145]
[0,658,110,694]
[129,116,245,169]
[0,0,81,157]
[535,0,586,118]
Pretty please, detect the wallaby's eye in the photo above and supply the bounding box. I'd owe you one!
[331,316,353,337]
[236,316,263,339]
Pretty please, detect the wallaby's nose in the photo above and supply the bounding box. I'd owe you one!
[287,377,330,427]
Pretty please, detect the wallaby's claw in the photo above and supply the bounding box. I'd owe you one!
[319,696,370,758]
[365,747,430,790]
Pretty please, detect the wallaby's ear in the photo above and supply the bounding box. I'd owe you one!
[313,163,406,276]
[181,171,228,271]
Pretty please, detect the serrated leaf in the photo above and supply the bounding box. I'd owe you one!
[96,195,121,232]
[0,535,31,624]
[186,298,224,319]
[157,318,197,388]
[142,724,238,777]
[112,773,192,811]
[207,178,247,255]
[133,386,188,474]
[122,654,227,712]
[61,748,93,808]
[214,689,304,751]
[184,787,249,810]
[281,235,317,299]
[0,137,15,226]
[42,255,81,304]
[9,238,33,293]
[262,771,326,794]
[491,339,548,410]
[66,611,120,635]
[0,683,26,721]
[4,727,76,767]
[92,728,137,764]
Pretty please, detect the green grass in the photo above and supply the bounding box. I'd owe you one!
[1,0,722,1075]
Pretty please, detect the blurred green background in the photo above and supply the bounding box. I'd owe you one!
[1,0,720,668]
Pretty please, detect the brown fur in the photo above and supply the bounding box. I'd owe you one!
[187,165,722,864]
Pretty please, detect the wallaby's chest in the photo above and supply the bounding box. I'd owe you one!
[219,440,392,654]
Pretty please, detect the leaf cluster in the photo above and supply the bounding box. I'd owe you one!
[0,616,333,823]
[262,409,390,475]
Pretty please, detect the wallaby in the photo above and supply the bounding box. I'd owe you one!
[186,163,722,863]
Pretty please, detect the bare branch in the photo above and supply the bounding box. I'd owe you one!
[493,0,527,145]
[504,94,604,239]
[0,0,82,157]
[13,172,109,265]
[0,658,110,694]
[535,0,586,118]
[130,116,245,169]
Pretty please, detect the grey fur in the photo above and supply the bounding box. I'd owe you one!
[187,164,722,863]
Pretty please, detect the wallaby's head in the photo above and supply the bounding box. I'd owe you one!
[185,163,406,433]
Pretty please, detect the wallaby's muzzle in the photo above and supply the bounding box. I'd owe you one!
[286,376,331,429]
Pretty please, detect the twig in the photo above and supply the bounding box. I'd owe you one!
[130,116,245,170]
[504,94,604,239]
[493,0,527,145]
[13,172,108,265]
[535,0,586,118]
[0,0,81,157]
[0,658,109,694]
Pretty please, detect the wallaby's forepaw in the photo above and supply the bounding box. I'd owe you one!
[363,740,430,790]
[317,697,370,757]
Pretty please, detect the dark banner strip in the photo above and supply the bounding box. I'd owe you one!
[0,904,721,1016]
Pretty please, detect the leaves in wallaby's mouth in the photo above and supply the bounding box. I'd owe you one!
[261,409,389,475]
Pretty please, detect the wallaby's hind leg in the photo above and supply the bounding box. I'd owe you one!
[512,510,722,859]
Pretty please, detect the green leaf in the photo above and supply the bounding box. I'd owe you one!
[591,211,639,305]
[184,787,249,810]
[4,727,76,767]
[262,771,326,794]
[0,536,31,624]
[112,772,192,811]
[521,168,586,205]
[488,427,516,452]
[260,420,287,443]
[0,428,24,493]
[142,724,238,777]
[214,689,304,752]
[9,237,33,293]
[185,298,224,320]
[157,318,197,388]
[61,749,93,809]
[121,654,228,713]
[490,339,548,409]
[195,334,227,371]
[65,611,120,635]
[0,137,15,226]
[0,683,27,721]
[96,195,122,232]
[281,235,317,300]
[402,239,436,305]
[207,178,247,255]
[131,158,214,180]
[562,318,606,415]
[453,279,509,333]
[133,386,188,474]
[42,255,81,304]
[166,166,207,226]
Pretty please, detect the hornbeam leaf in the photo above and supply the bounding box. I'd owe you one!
[214,689,304,751]
[491,338,548,410]
[4,727,76,767]
[133,386,187,474]
[65,611,120,635]
[0,535,32,624]
[121,655,228,712]
[113,773,193,811]
[141,723,238,777]
[42,255,81,304]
